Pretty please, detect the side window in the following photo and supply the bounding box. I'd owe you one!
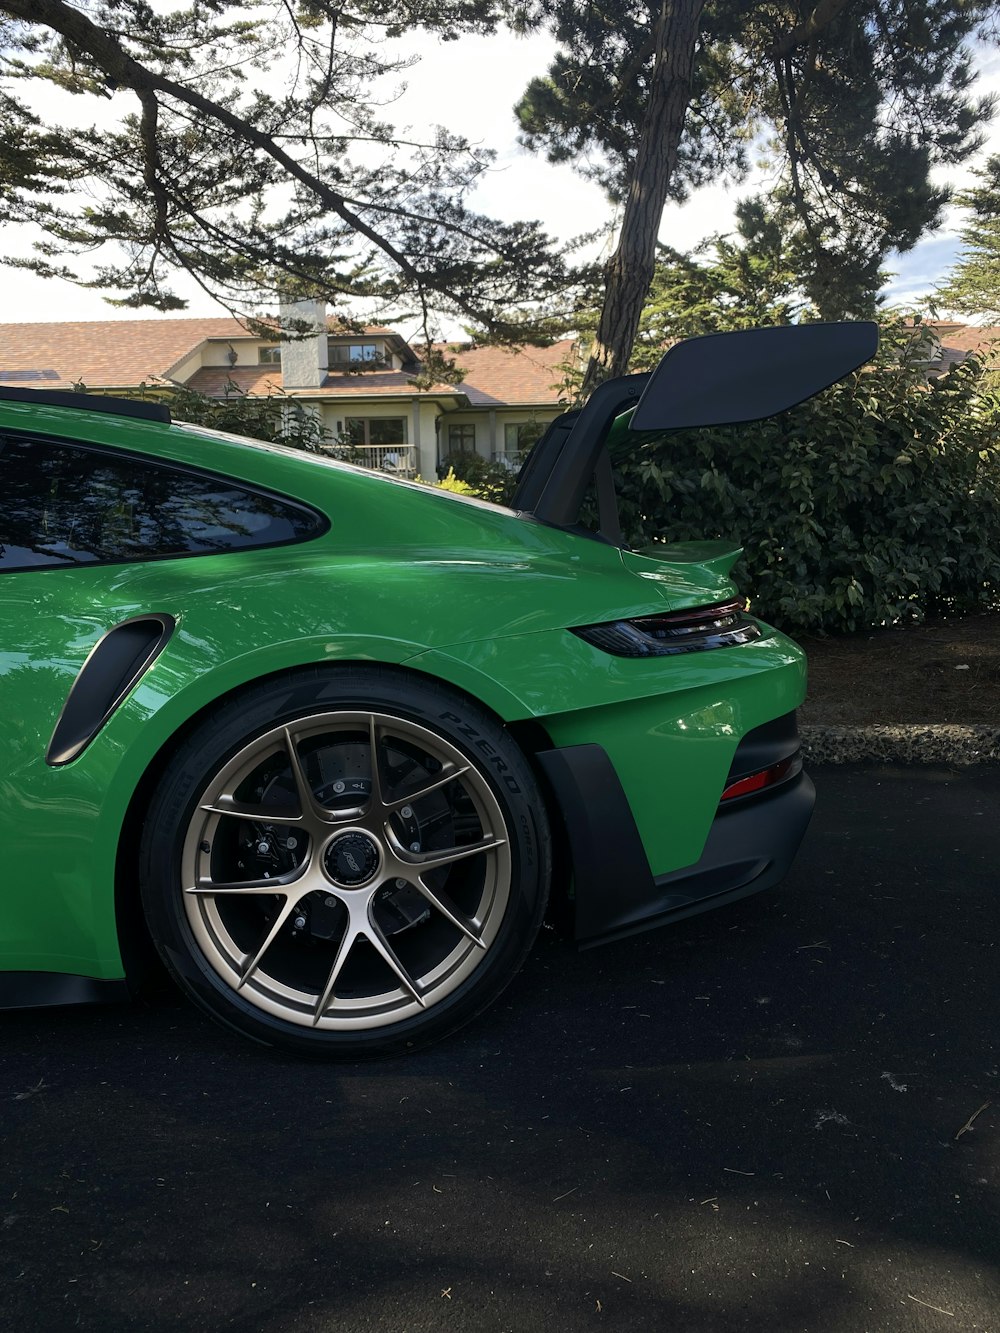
[0,433,325,572]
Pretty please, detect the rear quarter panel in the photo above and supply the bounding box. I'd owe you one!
[411,626,807,876]
[0,405,805,976]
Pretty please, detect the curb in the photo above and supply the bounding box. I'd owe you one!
[800,723,1000,766]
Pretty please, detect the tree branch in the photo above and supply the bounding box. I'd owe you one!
[771,0,853,59]
[0,0,514,326]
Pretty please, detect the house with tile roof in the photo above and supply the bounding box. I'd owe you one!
[0,299,575,480]
[920,321,1000,375]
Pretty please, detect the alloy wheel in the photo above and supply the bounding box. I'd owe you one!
[180,710,512,1030]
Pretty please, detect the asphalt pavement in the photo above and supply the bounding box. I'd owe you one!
[2,765,998,1332]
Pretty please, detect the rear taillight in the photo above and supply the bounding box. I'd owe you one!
[573,598,761,658]
[721,754,799,802]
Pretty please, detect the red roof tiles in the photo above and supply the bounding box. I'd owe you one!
[0,318,247,388]
[431,341,575,406]
[0,318,575,406]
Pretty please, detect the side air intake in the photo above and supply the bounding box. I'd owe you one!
[46,614,176,766]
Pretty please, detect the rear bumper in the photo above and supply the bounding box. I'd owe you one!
[536,711,815,947]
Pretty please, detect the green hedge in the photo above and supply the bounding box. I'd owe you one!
[608,323,1000,634]
[439,450,520,505]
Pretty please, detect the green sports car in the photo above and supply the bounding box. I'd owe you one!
[0,322,877,1056]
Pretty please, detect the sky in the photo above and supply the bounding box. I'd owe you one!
[5,25,1000,329]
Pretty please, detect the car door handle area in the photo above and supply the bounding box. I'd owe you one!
[46,614,176,767]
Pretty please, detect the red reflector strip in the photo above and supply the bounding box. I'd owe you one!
[721,755,796,802]
[633,597,747,632]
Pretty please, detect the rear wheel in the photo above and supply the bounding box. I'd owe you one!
[140,669,550,1056]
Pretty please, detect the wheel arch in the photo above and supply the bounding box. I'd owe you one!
[112,657,568,987]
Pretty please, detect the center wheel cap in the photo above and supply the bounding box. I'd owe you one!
[324,831,382,888]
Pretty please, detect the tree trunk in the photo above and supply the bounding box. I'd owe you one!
[581,0,706,398]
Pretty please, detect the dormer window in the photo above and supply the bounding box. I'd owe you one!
[258,345,282,364]
[329,340,383,368]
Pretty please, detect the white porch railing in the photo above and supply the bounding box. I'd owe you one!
[325,443,417,478]
[490,451,525,470]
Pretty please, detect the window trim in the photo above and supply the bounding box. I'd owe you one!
[329,340,384,366]
[0,428,331,576]
[341,416,408,447]
[503,420,545,454]
[447,423,476,450]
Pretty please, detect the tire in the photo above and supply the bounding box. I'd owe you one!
[139,667,550,1057]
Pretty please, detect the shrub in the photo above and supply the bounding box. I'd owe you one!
[609,320,1000,634]
[77,379,328,453]
[440,450,520,505]
[435,467,478,495]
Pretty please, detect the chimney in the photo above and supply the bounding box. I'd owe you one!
[278,297,328,388]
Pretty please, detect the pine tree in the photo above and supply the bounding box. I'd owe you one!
[0,0,580,346]
[555,196,806,397]
[513,0,998,390]
[935,154,1000,320]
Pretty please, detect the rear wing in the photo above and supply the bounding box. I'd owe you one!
[511,322,879,542]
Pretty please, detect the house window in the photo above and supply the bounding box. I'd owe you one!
[503,421,545,454]
[258,345,281,364]
[343,417,407,446]
[447,424,476,452]
[494,421,545,471]
[329,341,382,367]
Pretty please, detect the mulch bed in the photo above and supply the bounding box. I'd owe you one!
[797,613,1000,728]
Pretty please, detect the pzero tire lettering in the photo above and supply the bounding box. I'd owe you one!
[439,712,522,794]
